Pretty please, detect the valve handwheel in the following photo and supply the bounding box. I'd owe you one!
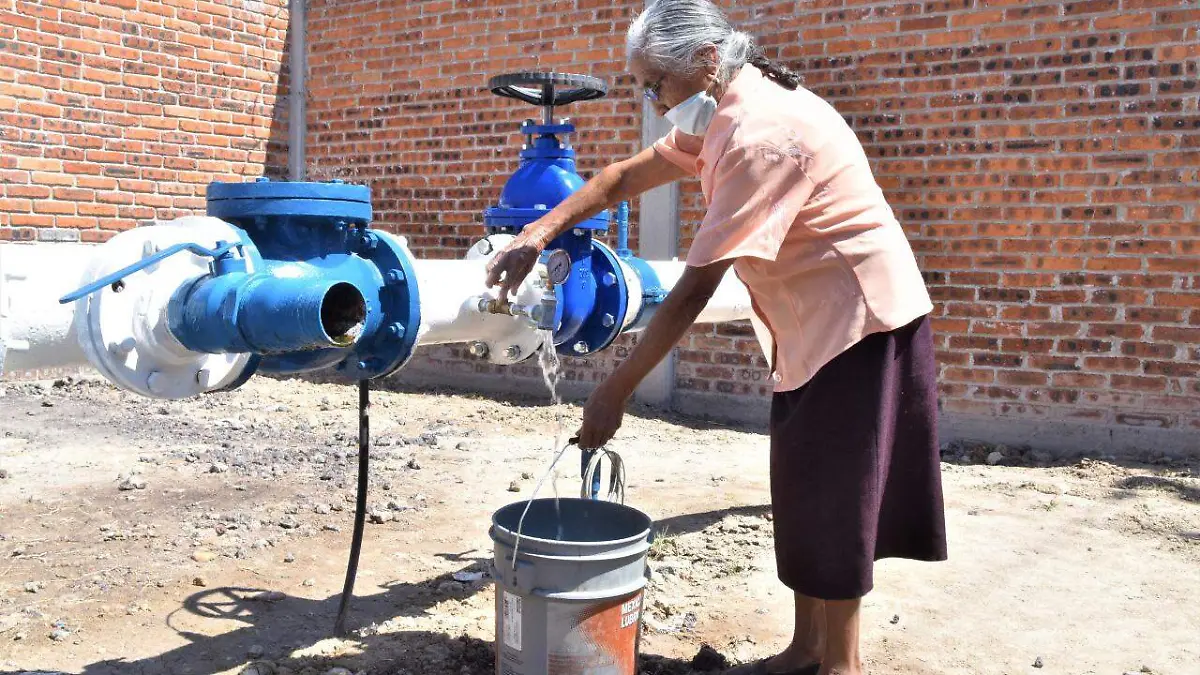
[489,72,607,108]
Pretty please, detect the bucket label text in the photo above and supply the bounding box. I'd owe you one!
[503,591,522,651]
[620,610,639,629]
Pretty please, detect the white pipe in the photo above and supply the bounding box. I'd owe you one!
[403,243,755,365]
[405,237,754,362]
[378,232,549,366]
[411,258,494,345]
[0,243,93,377]
[409,258,753,346]
[411,258,542,348]
[0,233,755,382]
[643,260,755,325]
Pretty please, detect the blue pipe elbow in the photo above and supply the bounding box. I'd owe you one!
[171,272,366,355]
[200,179,421,380]
[238,276,365,352]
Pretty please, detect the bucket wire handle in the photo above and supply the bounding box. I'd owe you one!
[510,434,574,571]
[577,440,625,504]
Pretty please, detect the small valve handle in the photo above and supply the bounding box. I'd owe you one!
[488,72,607,107]
[59,240,244,304]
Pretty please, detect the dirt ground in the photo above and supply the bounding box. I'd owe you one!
[0,374,1197,675]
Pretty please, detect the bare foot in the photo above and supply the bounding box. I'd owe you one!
[764,644,822,673]
[818,664,863,675]
[724,649,821,675]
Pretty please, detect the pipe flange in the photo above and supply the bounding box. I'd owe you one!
[619,255,663,332]
[564,240,630,357]
[352,231,422,379]
[463,234,549,366]
[206,179,372,225]
[73,216,260,399]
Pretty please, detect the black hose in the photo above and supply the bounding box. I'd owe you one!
[334,379,370,636]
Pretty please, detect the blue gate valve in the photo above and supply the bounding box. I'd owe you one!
[483,72,640,358]
[483,73,671,360]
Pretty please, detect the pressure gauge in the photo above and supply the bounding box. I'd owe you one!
[546,249,571,286]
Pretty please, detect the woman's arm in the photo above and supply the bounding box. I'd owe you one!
[486,147,690,297]
[576,257,736,448]
[521,146,691,247]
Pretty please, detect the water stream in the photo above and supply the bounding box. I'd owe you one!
[512,331,570,563]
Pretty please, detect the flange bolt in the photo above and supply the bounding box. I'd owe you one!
[360,231,379,252]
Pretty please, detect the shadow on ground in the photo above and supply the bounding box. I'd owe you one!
[70,563,489,675]
[292,374,1200,476]
[293,372,761,437]
[1,513,751,675]
[1116,474,1200,503]
[1,564,714,675]
[653,505,772,540]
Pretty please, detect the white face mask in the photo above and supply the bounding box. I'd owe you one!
[665,89,719,137]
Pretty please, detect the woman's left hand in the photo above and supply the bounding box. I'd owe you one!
[576,379,632,449]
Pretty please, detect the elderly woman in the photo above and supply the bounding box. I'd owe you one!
[485,1,947,673]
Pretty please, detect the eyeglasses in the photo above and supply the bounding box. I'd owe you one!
[643,78,663,102]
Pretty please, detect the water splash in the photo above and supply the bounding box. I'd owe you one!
[537,329,563,408]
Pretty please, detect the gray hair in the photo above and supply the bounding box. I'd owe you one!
[626,0,801,89]
[625,0,755,83]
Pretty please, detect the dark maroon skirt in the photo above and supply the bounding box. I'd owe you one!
[769,314,947,600]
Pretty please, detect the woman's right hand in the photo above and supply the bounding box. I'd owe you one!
[485,229,547,299]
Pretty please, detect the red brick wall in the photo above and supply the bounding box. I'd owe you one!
[9,0,1199,443]
[0,0,290,244]
[305,0,645,256]
[304,0,649,388]
[308,0,1200,436]
[674,1,1200,436]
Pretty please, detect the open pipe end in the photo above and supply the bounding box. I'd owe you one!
[233,276,372,354]
[321,282,366,347]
